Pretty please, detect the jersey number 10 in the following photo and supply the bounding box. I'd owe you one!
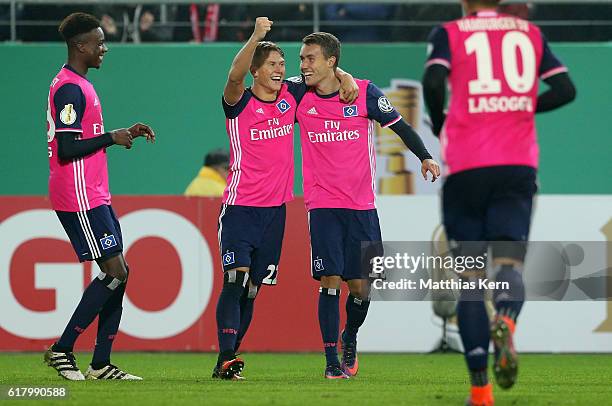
[465,31,536,96]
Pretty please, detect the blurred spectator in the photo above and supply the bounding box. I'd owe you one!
[174,4,246,42]
[323,3,395,42]
[205,4,308,42]
[135,6,173,42]
[188,3,220,42]
[93,5,173,43]
[184,149,230,197]
[94,5,130,42]
[5,2,612,43]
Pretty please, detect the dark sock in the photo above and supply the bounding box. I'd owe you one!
[470,368,489,386]
[234,285,257,353]
[494,264,525,321]
[55,274,119,351]
[457,287,490,371]
[216,271,247,364]
[344,294,370,343]
[318,287,340,367]
[91,281,126,368]
[217,350,235,367]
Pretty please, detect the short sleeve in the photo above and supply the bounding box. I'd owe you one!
[222,90,252,119]
[53,83,85,132]
[284,75,308,105]
[539,35,568,80]
[366,82,402,128]
[425,25,451,70]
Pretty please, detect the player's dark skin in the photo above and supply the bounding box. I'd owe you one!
[64,26,155,282]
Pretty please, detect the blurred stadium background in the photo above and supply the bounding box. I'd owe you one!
[0,0,611,363]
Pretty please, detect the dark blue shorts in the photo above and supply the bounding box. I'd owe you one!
[218,204,286,286]
[56,205,123,263]
[442,165,537,260]
[308,208,383,281]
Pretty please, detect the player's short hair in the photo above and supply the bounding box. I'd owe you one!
[302,32,341,69]
[204,148,230,169]
[251,41,285,73]
[58,12,100,43]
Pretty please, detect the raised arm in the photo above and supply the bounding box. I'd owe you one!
[223,17,272,105]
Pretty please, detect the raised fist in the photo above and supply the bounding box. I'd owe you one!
[252,17,273,41]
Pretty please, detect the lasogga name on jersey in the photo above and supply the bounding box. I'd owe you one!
[250,117,292,141]
[307,120,360,144]
[468,95,534,114]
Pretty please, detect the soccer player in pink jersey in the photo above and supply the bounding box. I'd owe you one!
[44,13,155,381]
[296,32,441,379]
[214,17,358,380]
[422,1,576,404]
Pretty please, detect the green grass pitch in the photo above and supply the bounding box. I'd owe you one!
[1,353,611,405]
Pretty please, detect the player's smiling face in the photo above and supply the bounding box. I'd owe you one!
[300,44,335,87]
[253,51,286,93]
[79,28,108,69]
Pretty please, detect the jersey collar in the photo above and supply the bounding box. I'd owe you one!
[63,64,90,82]
[472,10,499,17]
[248,86,282,104]
[313,89,339,99]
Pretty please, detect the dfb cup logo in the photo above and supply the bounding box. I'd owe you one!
[377,96,394,113]
[0,208,213,340]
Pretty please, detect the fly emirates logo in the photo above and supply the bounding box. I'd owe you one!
[250,118,292,141]
[308,120,360,143]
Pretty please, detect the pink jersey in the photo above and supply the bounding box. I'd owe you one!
[221,83,297,207]
[426,11,568,175]
[297,79,400,211]
[47,65,110,212]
